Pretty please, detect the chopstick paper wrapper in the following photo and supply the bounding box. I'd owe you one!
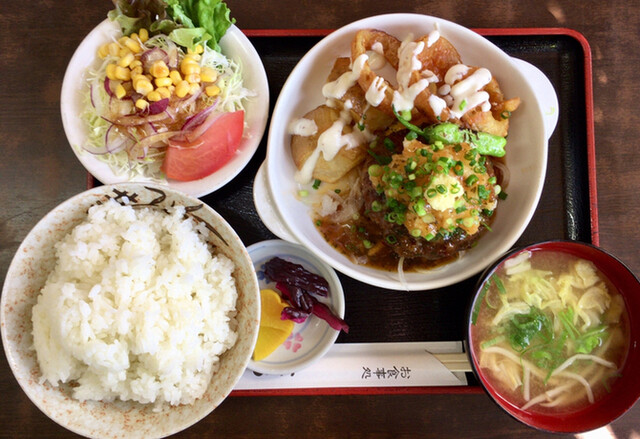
[234,341,468,392]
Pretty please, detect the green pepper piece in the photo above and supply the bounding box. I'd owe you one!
[472,132,507,157]
[423,122,465,145]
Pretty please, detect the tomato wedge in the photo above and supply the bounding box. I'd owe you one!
[163,110,244,182]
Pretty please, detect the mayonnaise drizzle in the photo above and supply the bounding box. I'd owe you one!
[288,117,318,136]
[447,67,492,118]
[294,100,374,184]
[392,35,428,112]
[427,30,440,47]
[428,94,448,118]
[322,54,369,100]
[365,76,387,106]
[444,64,470,85]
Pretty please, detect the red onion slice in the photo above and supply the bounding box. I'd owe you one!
[104,77,115,97]
[148,98,169,115]
[140,47,168,71]
[104,124,134,154]
[181,98,219,131]
[185,110,222,142]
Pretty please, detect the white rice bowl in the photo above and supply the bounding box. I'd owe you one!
[1,184,260,439]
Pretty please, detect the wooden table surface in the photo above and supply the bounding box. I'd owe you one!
[1,1,639,438]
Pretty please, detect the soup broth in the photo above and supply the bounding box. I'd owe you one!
[471,250,629,414]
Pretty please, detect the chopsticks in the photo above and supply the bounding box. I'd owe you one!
[432,353,472,372]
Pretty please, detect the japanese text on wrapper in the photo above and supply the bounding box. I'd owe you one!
[361,366,412,380]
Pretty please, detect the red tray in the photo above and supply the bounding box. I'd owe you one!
[88,27,596,395]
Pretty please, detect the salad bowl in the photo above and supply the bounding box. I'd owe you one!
[257,13,559,291]
[61,19,269,198]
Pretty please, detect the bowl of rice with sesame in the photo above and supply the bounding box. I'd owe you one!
[1,183,260,438]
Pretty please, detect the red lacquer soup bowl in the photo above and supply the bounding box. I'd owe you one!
[466,240,640,433]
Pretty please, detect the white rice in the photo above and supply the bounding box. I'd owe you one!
[31,198,238,407]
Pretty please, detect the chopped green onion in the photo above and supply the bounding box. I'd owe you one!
[436,184,447,194]
[491,275,507,295]
[298,190,309,197]
[413,199,427,216]
[459,99,467,111]
[426,188,437,198]
[385,234,397,244]
[312,179,321,189]
[368,164,383,177]
[400,109,412,120]
[462,217,476,228]
[371,200,382,212]
[465,174,479,186]
[363,239,373,249]
[478,185,490,200]
[498,191,508,200]
[384,138,395,151]
[411,228,422,237]
[334,189,341,194]
[501,110,511,119]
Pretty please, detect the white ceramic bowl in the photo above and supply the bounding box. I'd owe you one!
[246,240,345,375]
[261,13,558,291]
[1,184,260,438]
[61,19,270,198]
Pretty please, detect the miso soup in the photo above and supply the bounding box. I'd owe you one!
[471,250,629,414]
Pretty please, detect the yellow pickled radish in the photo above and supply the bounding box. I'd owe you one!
[253,289,294,361]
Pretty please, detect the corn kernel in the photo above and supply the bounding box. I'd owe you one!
[189,83,200,95]
[134,78,154,95]
[114,66,131,81]
[156,87,171,99]
[118,36,129,45]
[131,65,143,76]
[205,84,221,97]
[155,77,173,88]
[138,28,149,43]
[118,46,131,58]
[135,99,149,111]
[105,63,118,80]
[115,83,127,99]
[130,32,138,41]
[169,70,183,85]
[129,59,142,69]
[150,60,170,78]
[185,73,201,84]
[107,42,120,56]
[181,62,200,76]
[98,43,110,59]
[200,67,217,83]
[147,90,162,102]
[124,38,142,54]
[175,80,190,98]
[118,52,135,68]
[195,44,204,54]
